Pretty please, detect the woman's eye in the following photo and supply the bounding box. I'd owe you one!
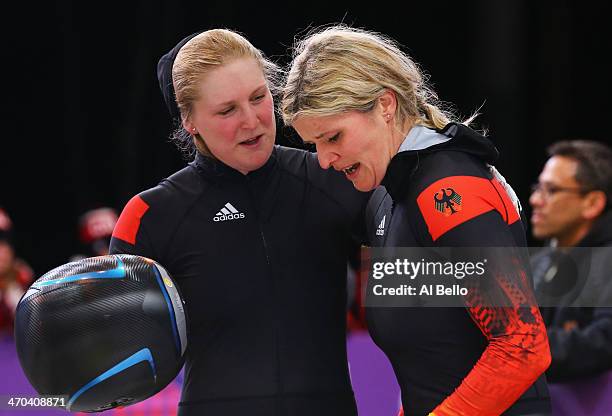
[328,133,340,143]
[219,107,235,115]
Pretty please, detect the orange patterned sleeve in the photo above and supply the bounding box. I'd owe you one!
[433,279,551,415]
[416,176,551,415]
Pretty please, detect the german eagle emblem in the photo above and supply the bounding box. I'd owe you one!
[434,188,462,216]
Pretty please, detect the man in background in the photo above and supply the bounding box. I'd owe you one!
[530,140,612,382]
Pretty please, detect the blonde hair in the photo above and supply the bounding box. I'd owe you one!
[171,29,281,157]
[282,25,464,130]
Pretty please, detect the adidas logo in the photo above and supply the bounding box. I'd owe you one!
[376,215,386,236]
[213,202,246,222]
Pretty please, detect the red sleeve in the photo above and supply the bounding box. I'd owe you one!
[112,195,149,245]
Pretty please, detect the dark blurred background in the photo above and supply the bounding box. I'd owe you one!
[3,0,610,275]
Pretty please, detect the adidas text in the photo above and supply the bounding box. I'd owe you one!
[214,213,245,222]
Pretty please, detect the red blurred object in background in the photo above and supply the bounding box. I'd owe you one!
[79,207,119,245]
[0,207,33,336]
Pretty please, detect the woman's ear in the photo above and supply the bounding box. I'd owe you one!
[378,89,398,121]
[183,118,196,134]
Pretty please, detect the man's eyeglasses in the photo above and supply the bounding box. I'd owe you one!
[530,182,589,200]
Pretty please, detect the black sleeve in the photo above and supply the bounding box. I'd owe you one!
[279,147,371,244]
[307,152,371,244]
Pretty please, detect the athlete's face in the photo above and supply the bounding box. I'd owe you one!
[529,156,589,243]
[292,109,396,192]
[184,57,276,174]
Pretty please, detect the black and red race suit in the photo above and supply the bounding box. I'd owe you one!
[366,123,551,416]
[110,146,367,416]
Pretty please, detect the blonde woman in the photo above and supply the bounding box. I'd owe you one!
[111,29,368,416]
[282,26,551,416]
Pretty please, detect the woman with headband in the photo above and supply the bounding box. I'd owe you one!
[111,29,368,416]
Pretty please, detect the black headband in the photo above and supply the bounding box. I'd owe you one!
[156,31,202,119]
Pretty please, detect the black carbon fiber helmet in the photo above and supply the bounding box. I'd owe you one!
[14,254,187,412]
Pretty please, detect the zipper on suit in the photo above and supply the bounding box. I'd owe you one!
[245,175,284,416]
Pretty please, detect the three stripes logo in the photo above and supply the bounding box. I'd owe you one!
[376,215,386,236]
[213,202,246,222]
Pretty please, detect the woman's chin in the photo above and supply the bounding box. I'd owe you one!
[351,179,376,193]
[244,151,274,173]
